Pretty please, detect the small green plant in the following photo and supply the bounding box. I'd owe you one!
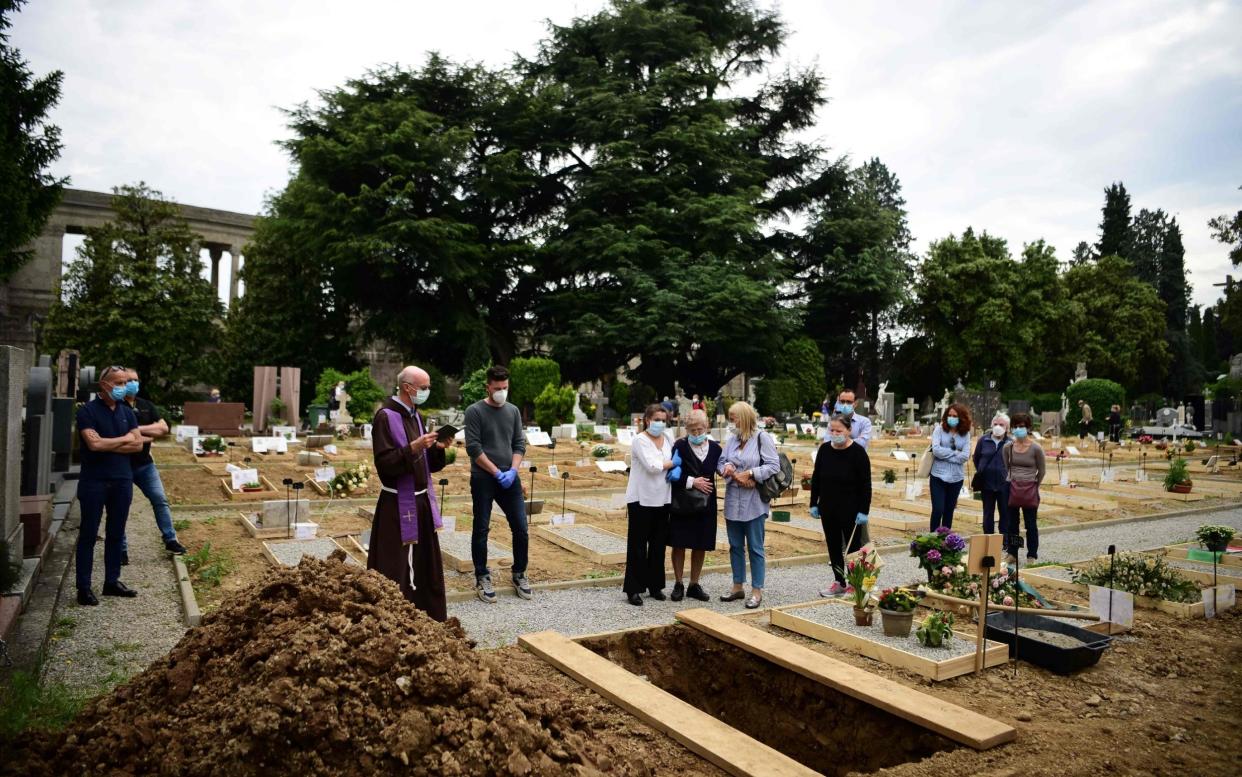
[183,542,234,589]
[200,435,226,454]
[1195,524,1235,551]
[268,396,286,421]
[1184,439,1196,453]
[1163,457,1191,491]
[1071,553,1200,603]
[202,515,219,526]
[444,446,457,465]
[882,468,897,485]
[592,445,613,458]
[877,587,918,613]
[173,518,191,532]
[0,670,88,737]
[916,611,955,648]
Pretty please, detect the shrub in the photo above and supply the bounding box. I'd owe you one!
[755,378,799,415]
[882,469,897,484]
[268,396,285,421]
[534,384,576,431]
[1071,554,1200,603]
[423,363,448,409]
[1065,379,1125,432]
[1163,457,1191,491]
[629,382,656,412]
[609,381,630,416]
[313,368,386,419]
[508,357,561,411]
[1029,392,1062,414]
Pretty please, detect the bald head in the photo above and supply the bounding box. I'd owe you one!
[398,366,431,406]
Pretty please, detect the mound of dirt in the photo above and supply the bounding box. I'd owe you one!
[11,553,651,776]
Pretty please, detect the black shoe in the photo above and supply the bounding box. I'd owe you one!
[77,588,98,606]
[720,590,745,602]
[648,589,666,601]
[165,540,187,555]
[671,582,685,602]
[687,583,710,602]
[627,593,643,606]
[121,551,129,566]
[102,581,138,598]
[1027,554,1038,561]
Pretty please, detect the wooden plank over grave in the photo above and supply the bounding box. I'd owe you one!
[675,608,1015,750]
[519,630,819,777]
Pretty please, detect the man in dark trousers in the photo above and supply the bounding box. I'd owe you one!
[367,366,451,621]
[75,365,143,605]
[465,364,530,603]
[118,368,186,564]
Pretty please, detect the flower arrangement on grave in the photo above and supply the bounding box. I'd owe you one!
[842,552,880,624]
[877,587,917,613]
[925,567,1042,609]
[1137,434,1153,445]
[1195,524,1235,552]
[882,468,897,485]
[1071,553,1200,603]
[1163,457,1192,493]
[200,436,226,455]
[591,445,613,458]
[909,528,966,581]
[329,462,372,497]
[1184,439,1197,453]
[915,611,955,648]
[334,424,352,440]
[1154,440,1168,450]
[877,587,918,637]
[240,481,263,492]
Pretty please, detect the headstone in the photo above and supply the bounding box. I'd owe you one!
[902,397,919,426]
[1230,353,1242,379]
[279,366,301,429]
[1040,411,1061,437]
[2,347,26,577]
[183,402,245,435]
[676,390,692,420]
[305,434,332,448]
[76,364,96,402]
[55,350,79,398]
[577,392,593,424]
[297,451,324,466]
[1156,407,1177,427]
[259,498,311,529]
[252,366,278,433]
[50,397,74,472]
[1187,395,1205,431]
[1007,399,1031,416]
[336,386,354,425]
[21,365,54,497]
[1073,362,1088,383]
[952,386,1001,430]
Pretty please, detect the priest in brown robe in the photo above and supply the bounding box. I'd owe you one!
[368,366,450,621]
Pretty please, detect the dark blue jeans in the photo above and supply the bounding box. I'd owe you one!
[470,471,528,579]
[929,476,961,531]
[1006,506,1039,558]
[122,463,177,553]
[980,485,1011,535]
[76,477,133,590]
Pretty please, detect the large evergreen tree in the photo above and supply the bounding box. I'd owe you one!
[1095,181,1133,260]
[1208,186,1242,266]
[1129,207,1167,287]
[0,0,65,281]
[41,185,223,404]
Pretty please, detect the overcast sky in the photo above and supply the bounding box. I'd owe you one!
[12,0,1242,307]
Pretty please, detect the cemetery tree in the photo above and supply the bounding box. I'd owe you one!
[273,56,557,373]
[1069,241,1095,266]
[1095,181,1133,261]
[0,0,65,281]
[41,184,223,404]
[529,0,834,392]
[1158,217,1189,330]
[1062,254,1169,391]
[767,336,826,414]
[1129,207,1168,287]
[1013,239,1084,390]
[1208,192,1242,266]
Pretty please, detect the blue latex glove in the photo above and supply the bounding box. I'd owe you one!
[855,512,869,525]
[666,466,682,483]
[496,469,516,489]
[493,469,507,486]
[809,506,820,519]
[671,451,682,467]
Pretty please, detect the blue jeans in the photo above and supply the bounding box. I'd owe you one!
[929,476,961,531]
[470,471,528,579]
[726,515,766,588]
[76,478,133,590]
[122,463,177,552]
[1006,506,1039,558]
[980,485,1010,536]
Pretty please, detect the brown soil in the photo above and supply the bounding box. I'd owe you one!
[741,599,1242,777]
[580,624,956,775]
[6,556,723,777]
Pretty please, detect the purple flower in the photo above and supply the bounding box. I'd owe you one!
[926,549,942,562]
[945,534,966,551]
[909,541,919,554]
[935,526,951,536]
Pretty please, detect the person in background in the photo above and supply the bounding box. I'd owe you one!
[691,394,705,412]
[822,389,872,449]
[1108,404,1123,444]
[973,413,1011,538]
[810,414,871,597]
[820,395,833,417]
[207,388,221,403]
[1077,399,1093,441]
[1004,412,1046,562]
[119,369,186,565]
[74,366,143,605]
[667,410,719,602]
[718,401,779,609]
[622,403,675,605]
[330,381,346,414]
[661,395,675,417]
[929,403,972,531]
[465,365,531,603]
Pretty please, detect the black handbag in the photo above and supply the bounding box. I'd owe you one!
[671,443,713,516]
[970,438,1001,492]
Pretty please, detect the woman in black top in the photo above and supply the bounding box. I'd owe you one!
[1107,405,1123,444]
[668,410,721,602]
[810,414,872,597]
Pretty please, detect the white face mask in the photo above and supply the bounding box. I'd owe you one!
[413,388,431,405]
[993,424,1006,438]
[491,389,508,405]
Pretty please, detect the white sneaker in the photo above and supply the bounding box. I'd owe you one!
[513,574,533,600]
[476,574,496,604]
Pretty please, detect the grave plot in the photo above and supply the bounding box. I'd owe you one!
[769,600,1009,681]
[1093,552,1242,589]
[563,495,629,520]
[533,524,628,564]
[869,507,931,532]
[238,498,313,539]
[765,515,826,543]
[218,475,280,501]
[261,537,361,567]
[1018,564,1227,619]
[1158,541,1242,568]
[439,528,511,573]
[1034,490,1119,512]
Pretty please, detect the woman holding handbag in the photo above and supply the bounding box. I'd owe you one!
[929,404,972,531]
[667,410,720,602]
[972,413,1011,537]
[1003,412,1046,562]
[718,401,780,609]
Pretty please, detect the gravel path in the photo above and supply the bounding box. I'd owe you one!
[450,505,1242,647]
[41,499,188,694]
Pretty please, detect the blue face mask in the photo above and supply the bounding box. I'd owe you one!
[947,416,960,428]
[647,421,666,436]
[688,433,708,445]
[109,385,127,401]
[830,433,847,445]
[125,380,139,397]
[1013,427,1028,439]
[836,403,854,416]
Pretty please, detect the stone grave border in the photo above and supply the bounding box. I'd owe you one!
[1154,541,1242,568]
[217,475,280,501]
[171,555,201,627]
[260,537,359,567]
[533,524,627,564]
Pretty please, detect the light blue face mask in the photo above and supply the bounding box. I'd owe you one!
[947,416,960,428]
[109,385,127,401]
[836,402,854,416]
[688,433,708,445]
[1013,427,1029,439]
[830,433,847,445]
[648,421,666,436]
[125,380,139,397]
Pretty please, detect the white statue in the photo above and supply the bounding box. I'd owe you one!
[1073,362,1088,383]
[336,386,353,425]
[1060,392,1069,422]
[874,381,889,422]
[1177,403,1187,427]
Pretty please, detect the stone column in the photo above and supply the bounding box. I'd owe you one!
[208,246,223,300]
[2,346,26,574]
[228,245,242,306]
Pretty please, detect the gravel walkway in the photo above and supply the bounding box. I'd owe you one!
[450,505,1242,647]
[41,499,188,694]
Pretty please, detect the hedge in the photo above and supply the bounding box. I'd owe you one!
[508,357,561,412]
[1065,379,1125,431]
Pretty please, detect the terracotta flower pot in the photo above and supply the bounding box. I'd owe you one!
[1170,482,1193,494]
[880,608,914,637]
[853,607,873,627]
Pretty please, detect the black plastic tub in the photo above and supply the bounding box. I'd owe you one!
[985,611,1112,675]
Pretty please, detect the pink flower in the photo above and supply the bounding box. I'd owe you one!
[1002,596,1015,607]
[941,566,953,577]
[845,585,855,594]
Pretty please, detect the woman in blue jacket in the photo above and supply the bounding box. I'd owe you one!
[972,413,1011,538]
[929,404,972,531]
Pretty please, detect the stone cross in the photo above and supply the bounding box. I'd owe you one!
[336,387,353,425]
[902,397,919,426]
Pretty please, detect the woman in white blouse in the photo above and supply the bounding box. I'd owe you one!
[622,403,677,606]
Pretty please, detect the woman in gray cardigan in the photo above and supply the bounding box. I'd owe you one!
[717,401,780,609]
[1003,412,1046,562]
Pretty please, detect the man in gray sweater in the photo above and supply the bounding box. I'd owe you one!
[465,364,531,603]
